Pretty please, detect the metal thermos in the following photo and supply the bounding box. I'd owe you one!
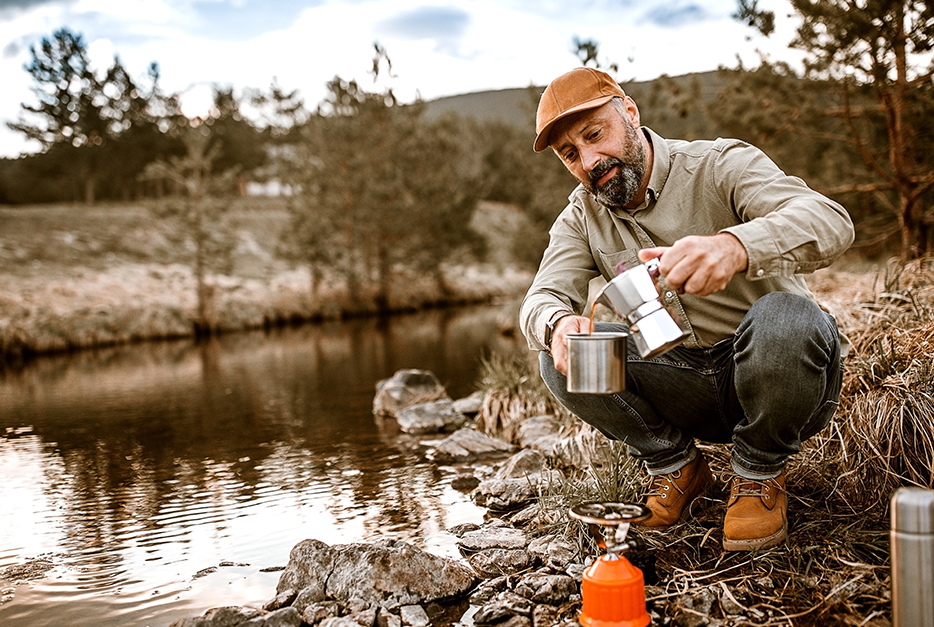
[891,487,934,627]
[566,331,628,394]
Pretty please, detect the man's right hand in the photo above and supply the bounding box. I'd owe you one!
[550,314,591,375]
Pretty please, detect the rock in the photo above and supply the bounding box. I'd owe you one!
[168,606,264,627]
[451,473,481,491]
[427,428,514,464]
[320,618,363,627]
[346,606,378,627]
[373,370,448,418]
[512,573,578,605]
[452,391,484,416]
[474,590,534,622]
[468,548,533,577]
[302,601,342,625]
[276,539,335,596]
[263,588,297,611]
[495,449,547,479]
[527,535,579,572]
[292,584,328,613]
[516,415,565,450]
[446,522,481,537]
[457,526,528,551]
[399,605,430,627]
[262,606,302,627]
[395,399,467,434]
[377,610,402,627]
[278,538,476,610]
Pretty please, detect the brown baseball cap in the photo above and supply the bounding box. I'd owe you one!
[534,67,627,152]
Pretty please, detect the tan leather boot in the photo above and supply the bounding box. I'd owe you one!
[637,454,714,528]
[722,469,788,551]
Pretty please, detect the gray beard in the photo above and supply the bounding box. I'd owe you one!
[590,159,644,208]
[587,123,646,208]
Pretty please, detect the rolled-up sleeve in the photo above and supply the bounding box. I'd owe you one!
[519,202,600,351]
[717,143,855,279]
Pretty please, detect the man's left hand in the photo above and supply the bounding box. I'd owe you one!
[638,233,748,297]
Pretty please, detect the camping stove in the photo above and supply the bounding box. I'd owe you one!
[569,502,652,627]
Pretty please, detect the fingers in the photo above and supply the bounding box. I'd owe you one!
[641,234,747,297]
[551,315,589,375]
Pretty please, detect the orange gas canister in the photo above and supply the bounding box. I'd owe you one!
[570,503,652,627]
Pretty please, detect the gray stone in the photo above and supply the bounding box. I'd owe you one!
[457,526,527,551]
[320,618,363,627]
[276,539,335,596]
[399,605,430,627]
[302,601,342,625]
[495,449,547,480]
[428,428,513,464]
[168,606,264,627]
[527,535,579,572]
[278,538,476,610]
[346,606,378,627]
[263,588,296,611]
[262,606,302,627]
[292,583,328,612]
[512,573,578,605]
[452,391,484,415]
[516,415,564,449]
[468,548,533,577]
[377,610,402,627]
[373,370,448,418]
[396,399,467,435]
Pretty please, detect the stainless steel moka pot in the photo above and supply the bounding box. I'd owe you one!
[595,258,691,359]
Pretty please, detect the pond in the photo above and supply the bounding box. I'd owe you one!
[0,303,522,627]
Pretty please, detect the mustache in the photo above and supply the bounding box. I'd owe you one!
[588,157,624,188]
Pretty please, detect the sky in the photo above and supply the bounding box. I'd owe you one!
[0,0,803,158]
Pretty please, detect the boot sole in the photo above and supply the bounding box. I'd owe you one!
[722,523,788,551]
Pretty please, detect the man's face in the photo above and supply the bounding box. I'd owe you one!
[550,101,646,208]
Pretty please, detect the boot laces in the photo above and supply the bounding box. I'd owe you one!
[731,476,781,500]
[646,469,685,499]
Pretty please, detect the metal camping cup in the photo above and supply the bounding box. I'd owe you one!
[891,487,934,627]
[595,258,690,359]
[567,331,628,394]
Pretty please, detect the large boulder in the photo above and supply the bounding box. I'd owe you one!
[373,370,449,418]
[277,538,477,610]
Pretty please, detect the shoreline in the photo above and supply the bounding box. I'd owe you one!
[0,261,533,363]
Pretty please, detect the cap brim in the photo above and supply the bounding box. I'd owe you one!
[533,94,616,152]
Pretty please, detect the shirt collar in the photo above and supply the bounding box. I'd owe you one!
[630,127,669,212]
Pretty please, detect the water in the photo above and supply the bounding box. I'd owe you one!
[0,304,520,627]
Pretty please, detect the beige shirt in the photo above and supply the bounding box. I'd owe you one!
[519,128,855,351]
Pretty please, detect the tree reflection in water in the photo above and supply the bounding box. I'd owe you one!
[0,303,518,627]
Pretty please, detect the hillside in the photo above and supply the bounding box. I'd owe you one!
[424,71,727,141]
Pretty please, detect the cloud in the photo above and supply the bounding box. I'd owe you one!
[377,5,470,40]
[0,0,75,19]
[643,3,710,28]
[189,0,324,41]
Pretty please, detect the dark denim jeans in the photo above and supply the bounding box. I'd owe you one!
[539,292,844,479]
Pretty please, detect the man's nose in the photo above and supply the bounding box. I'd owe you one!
[580,147,602,175]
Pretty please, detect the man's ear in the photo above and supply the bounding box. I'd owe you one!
[623,96,641,128]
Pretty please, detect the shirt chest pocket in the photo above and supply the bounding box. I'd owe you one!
[596,248,642,280]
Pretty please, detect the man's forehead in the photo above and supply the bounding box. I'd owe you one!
[550,103,612,149]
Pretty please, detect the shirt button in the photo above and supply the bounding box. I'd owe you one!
[756,269,765,277]
[665,291,674,299]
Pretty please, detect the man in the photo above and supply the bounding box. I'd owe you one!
[519,67,854,551]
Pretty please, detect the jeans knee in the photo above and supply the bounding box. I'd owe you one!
[736,293,836,360]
